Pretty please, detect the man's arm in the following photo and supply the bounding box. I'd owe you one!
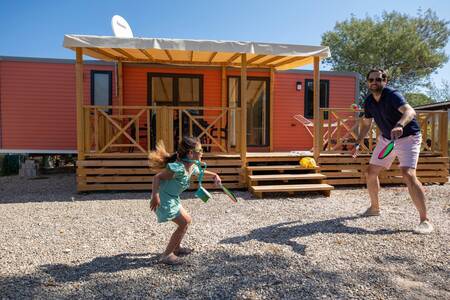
[396,104,416,127]
[390,103,416,140]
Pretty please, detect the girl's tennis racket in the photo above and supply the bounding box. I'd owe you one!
[378,140,395,159]
[220,184,238,203]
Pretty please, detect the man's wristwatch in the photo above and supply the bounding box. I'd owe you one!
[395,123,404,128]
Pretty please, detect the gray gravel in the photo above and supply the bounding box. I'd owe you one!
[0,174,449,299]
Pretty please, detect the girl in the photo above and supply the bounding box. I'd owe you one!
[149,136,221,265]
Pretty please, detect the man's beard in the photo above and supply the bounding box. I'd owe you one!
[369,85,383,94]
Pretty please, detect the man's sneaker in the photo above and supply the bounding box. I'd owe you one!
[414,220,434,235]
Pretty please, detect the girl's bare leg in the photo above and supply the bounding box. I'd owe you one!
[162,207,191,262]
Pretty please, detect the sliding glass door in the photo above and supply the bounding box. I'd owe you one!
[228,77,270,147]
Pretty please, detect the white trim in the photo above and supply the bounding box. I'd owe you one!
[0,149,77,154]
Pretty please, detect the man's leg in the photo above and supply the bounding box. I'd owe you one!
[366,164,385,212]
[400,167,427,222]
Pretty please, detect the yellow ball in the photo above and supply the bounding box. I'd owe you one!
[299,157,317,169]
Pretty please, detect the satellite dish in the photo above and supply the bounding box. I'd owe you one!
[111,15,133,38]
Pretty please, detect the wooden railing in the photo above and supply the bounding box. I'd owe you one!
[319,108,448,155]
[82,105,241,155]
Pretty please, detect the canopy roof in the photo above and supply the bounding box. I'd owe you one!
[63,34,330,70]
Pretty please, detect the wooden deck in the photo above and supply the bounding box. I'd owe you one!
[77,151,448,193]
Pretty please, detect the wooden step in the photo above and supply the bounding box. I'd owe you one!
[250,183,334,198]
[246,165,319,171]
[248,173,326,181]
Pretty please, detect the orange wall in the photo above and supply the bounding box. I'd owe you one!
[273,73,357,150]
[0,60,115,151]
[0,59,356,152]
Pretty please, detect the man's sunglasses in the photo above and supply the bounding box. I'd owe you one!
[368,78,384,83]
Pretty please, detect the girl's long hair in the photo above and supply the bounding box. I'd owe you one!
[148,136,200,168]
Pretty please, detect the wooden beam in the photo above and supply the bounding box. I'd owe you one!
[112,48,136,60]
[240,53,247,169]
[221,66,227,151]
[139,49,154,61]
[273,56,309,68]
[439,111,448,155]
[269,68,274,151]
[208,52,218,63]
[76,48,85,160]
[227,53,241,64]
[164,50,173,61]
[190,51,194,62]
[257,56,285,66]
[86,47,117,60]
[118,61,123,115]
[247,54,267,64]
[313,56,320,161]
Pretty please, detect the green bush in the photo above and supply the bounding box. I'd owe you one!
[1,154,21,176]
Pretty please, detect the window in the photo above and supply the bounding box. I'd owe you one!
[304,79,329,119]
[228,76,270,147]
[91,71,112,106]
[147,73,203,106]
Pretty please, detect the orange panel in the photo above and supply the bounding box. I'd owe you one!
[0,60,116,151]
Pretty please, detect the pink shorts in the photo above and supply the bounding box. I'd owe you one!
[370,134,421,169]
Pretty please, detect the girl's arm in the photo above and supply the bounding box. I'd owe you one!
[150,169,174,211]
[204,170,222,186]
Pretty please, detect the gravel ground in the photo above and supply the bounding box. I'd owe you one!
[0,174,449,300]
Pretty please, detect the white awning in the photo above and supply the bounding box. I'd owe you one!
[63,34,330,70]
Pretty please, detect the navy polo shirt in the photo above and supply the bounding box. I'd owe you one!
[364,87,420,139]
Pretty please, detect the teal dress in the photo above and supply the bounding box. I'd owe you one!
[156,161,199,223]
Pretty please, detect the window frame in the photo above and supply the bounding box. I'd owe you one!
[147,73,204,107]
[304,79,330,119]
[90,70,113,106]
[227,76,271,147]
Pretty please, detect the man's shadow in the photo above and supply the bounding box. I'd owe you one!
[221,215,410,255]
[40,252,159,283]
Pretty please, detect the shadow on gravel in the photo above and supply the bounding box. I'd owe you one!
[1,249,447,299]
[221,216,410,255]
[0,250,352,299]
[39,252,160,283]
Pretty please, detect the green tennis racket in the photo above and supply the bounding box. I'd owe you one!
[378,140,395,159]
[220,184,238,203]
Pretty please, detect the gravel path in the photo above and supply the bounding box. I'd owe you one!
[0,174,449,299]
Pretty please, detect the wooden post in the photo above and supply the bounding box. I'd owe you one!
[269,68,275,151]
[117,61,124,146]
[118,61,123,111]
[221,66,227,151]
[440,111,448,155]
[313,56,320,161]
[240,54,247,182]
[76,48,85,160]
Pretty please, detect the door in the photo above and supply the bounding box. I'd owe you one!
[148,73,203,151]
[228,76,270,147]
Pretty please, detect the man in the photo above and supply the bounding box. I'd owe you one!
[352,69,433,234]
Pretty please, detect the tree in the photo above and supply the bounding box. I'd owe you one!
[321,9,450,100]
[404,92,433,107]
[428,79,450,102]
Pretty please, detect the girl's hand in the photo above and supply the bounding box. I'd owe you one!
[150,193,160,211]
[213,174,222,187]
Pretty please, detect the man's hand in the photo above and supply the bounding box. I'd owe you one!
[150,193,160,211]
[391,126,403,140]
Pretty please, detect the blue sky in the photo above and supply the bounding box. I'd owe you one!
[1,0,449,88]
